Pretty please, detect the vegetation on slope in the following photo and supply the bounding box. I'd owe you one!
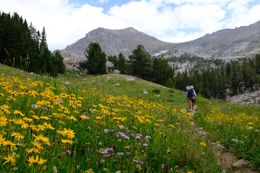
[0,64,259,172]
[0,12,65,76]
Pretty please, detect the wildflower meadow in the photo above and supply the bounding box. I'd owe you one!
[0,64,259,172]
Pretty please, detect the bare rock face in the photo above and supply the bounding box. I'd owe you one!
[60,21,260,68]
[232,159,248,168]
[227,90,260,104]
[171,21,260,59]
[61,27,170,61]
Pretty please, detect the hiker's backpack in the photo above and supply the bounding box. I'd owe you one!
[187,89,195,98]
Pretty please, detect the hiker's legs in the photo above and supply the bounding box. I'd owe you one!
[191,99,196,111]
[188,99,192,111]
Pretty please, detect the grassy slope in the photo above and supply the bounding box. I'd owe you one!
[0,64,259,172]
[55,71,260,168]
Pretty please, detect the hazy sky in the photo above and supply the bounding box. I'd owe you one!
[1,0,260,50]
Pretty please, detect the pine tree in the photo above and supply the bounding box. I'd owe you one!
[256,54,260,74]
[39,27,52,74]
[0,12,65,76]
[108,55,118,68]
[129,45,152,79]
[85,42,107,74]
[152,58,174,85]
[118,53,126,73]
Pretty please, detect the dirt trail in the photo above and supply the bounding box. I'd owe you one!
[218,152,256,173]
[191,112,258,173]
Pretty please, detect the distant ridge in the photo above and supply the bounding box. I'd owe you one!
[61,20,260,67]
[61,27,170,60]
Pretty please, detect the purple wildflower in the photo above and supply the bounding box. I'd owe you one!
[117,132,129,140]
[107,147,113,153]
[85,116,90,121]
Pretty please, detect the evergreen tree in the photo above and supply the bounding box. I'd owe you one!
[28,23,40,72]
[53,51,66,76]
[108,55,118,69]
[85,42,107,74]
[118,53,126,73]
[0,12,65,76]
[39,27,52,74]
[129,45,152,79]
[242,63,257,90]
[256,54,260,74]
[98,52,107,74]
[230,61,243,95]
[165,78,174,88]
[152,58,174,85]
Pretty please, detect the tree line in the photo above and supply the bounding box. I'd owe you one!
[174,57,260,99]
[80,43,174,86]
[0,12,65,76]
[81,42,260,99]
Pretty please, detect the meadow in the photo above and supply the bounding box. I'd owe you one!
[0,64,259,172]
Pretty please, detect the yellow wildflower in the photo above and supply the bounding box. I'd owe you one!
[80,115,88,120]
[57,128,75,139]
[27,155,47,166]
[33,134,51,145]
[32,141,43,149]
[67,116,77,121]
[43,122,55,130]
[61,139,74,144]
[26,147,41,154]
[3,154,16,165]
[40,116,50,121]
[3,140,16,151]
[0,104,11,114]
[85,168,94,173]
[11,132,24,140]
[0,117,8,127]
[200,141,207,147]
[13,110,25,116]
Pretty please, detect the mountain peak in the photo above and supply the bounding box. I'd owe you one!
[123,27,137,31]
[91,27,138,32]
[62,20,260,64]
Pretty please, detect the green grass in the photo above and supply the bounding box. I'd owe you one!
[0,64,259,172]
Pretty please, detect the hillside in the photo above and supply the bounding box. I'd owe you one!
[0,64,259,172]
[61,21,260,65]
[171,21,260,59]
[61,27,170,68]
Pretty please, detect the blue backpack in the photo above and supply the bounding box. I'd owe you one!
[187,89,195,98]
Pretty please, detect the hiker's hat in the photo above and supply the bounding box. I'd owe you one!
[186,85,194,90]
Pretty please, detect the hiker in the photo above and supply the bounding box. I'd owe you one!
[186,85,196,112]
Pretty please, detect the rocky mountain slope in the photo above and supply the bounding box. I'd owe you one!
[61,27,170,60]
[61,20,260,66]
[171,21,260,59]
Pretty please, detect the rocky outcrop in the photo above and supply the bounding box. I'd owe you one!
[226,90,260,104]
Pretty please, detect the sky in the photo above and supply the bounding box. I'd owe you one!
[1,0,260,50]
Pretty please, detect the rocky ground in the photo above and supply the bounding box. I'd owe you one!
[226,90,260,104]
[192,115,258,173]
